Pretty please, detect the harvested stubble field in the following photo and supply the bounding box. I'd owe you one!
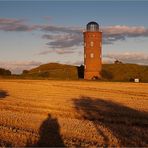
[0,79,148,147]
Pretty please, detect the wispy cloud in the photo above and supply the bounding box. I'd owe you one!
[41,25,148,50]
[1,17,148,59]
[42,33,82,48]
[41,25,82,49]
[0,61,42,74]
[0,18,38,31]
[42,16,52,21]
[39,48,75,55]
[104,52,148,65]
[102,25,148,44]
[41,25,81,34]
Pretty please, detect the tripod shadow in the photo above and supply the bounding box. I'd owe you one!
[0,90,9,99]
[73,96,148,146]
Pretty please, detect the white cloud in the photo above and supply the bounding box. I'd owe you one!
[1,17,148,66]
[0,18,39,31]
[38,48,75,55]
[0,61,42,74]
[1,17,148,47]
[102,25,148,44]
[104,52,148,65]
[41,25,148,50]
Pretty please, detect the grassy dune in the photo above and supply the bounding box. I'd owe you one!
[0,79,148,147]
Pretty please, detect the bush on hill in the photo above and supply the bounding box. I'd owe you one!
[0,68,11,76]
[100,69,113,80]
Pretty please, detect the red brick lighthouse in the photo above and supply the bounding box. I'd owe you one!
[83,21,102,80]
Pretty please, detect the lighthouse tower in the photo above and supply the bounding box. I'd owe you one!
[83,21,102,80]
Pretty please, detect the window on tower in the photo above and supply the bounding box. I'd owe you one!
[90,41,94,47]
[90,53,94,58]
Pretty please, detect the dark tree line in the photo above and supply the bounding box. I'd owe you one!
[0,68,11,76]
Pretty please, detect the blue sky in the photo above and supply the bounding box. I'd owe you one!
[0,1,148,73]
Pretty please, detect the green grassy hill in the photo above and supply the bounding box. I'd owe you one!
[22,63,78,80]
[21,62,148,82]
[102,64,148,82]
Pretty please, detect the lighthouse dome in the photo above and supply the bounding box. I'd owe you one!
[86,21,99,31]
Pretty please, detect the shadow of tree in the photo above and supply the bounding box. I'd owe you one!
[0,90,9,99]
[27,114,65,147]
[0,139,12,147]
[73,96,148,146]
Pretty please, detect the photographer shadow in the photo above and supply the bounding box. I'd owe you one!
[27,114,65,147]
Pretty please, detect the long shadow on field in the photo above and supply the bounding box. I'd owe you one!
[0,139,12,147]
[73,96,148,147]
[27,114,65,147]
[0,90,9,99]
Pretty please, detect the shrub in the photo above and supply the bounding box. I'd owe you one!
[0,68,11,76]
[22,70,29,75]
[101,69,113,80]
